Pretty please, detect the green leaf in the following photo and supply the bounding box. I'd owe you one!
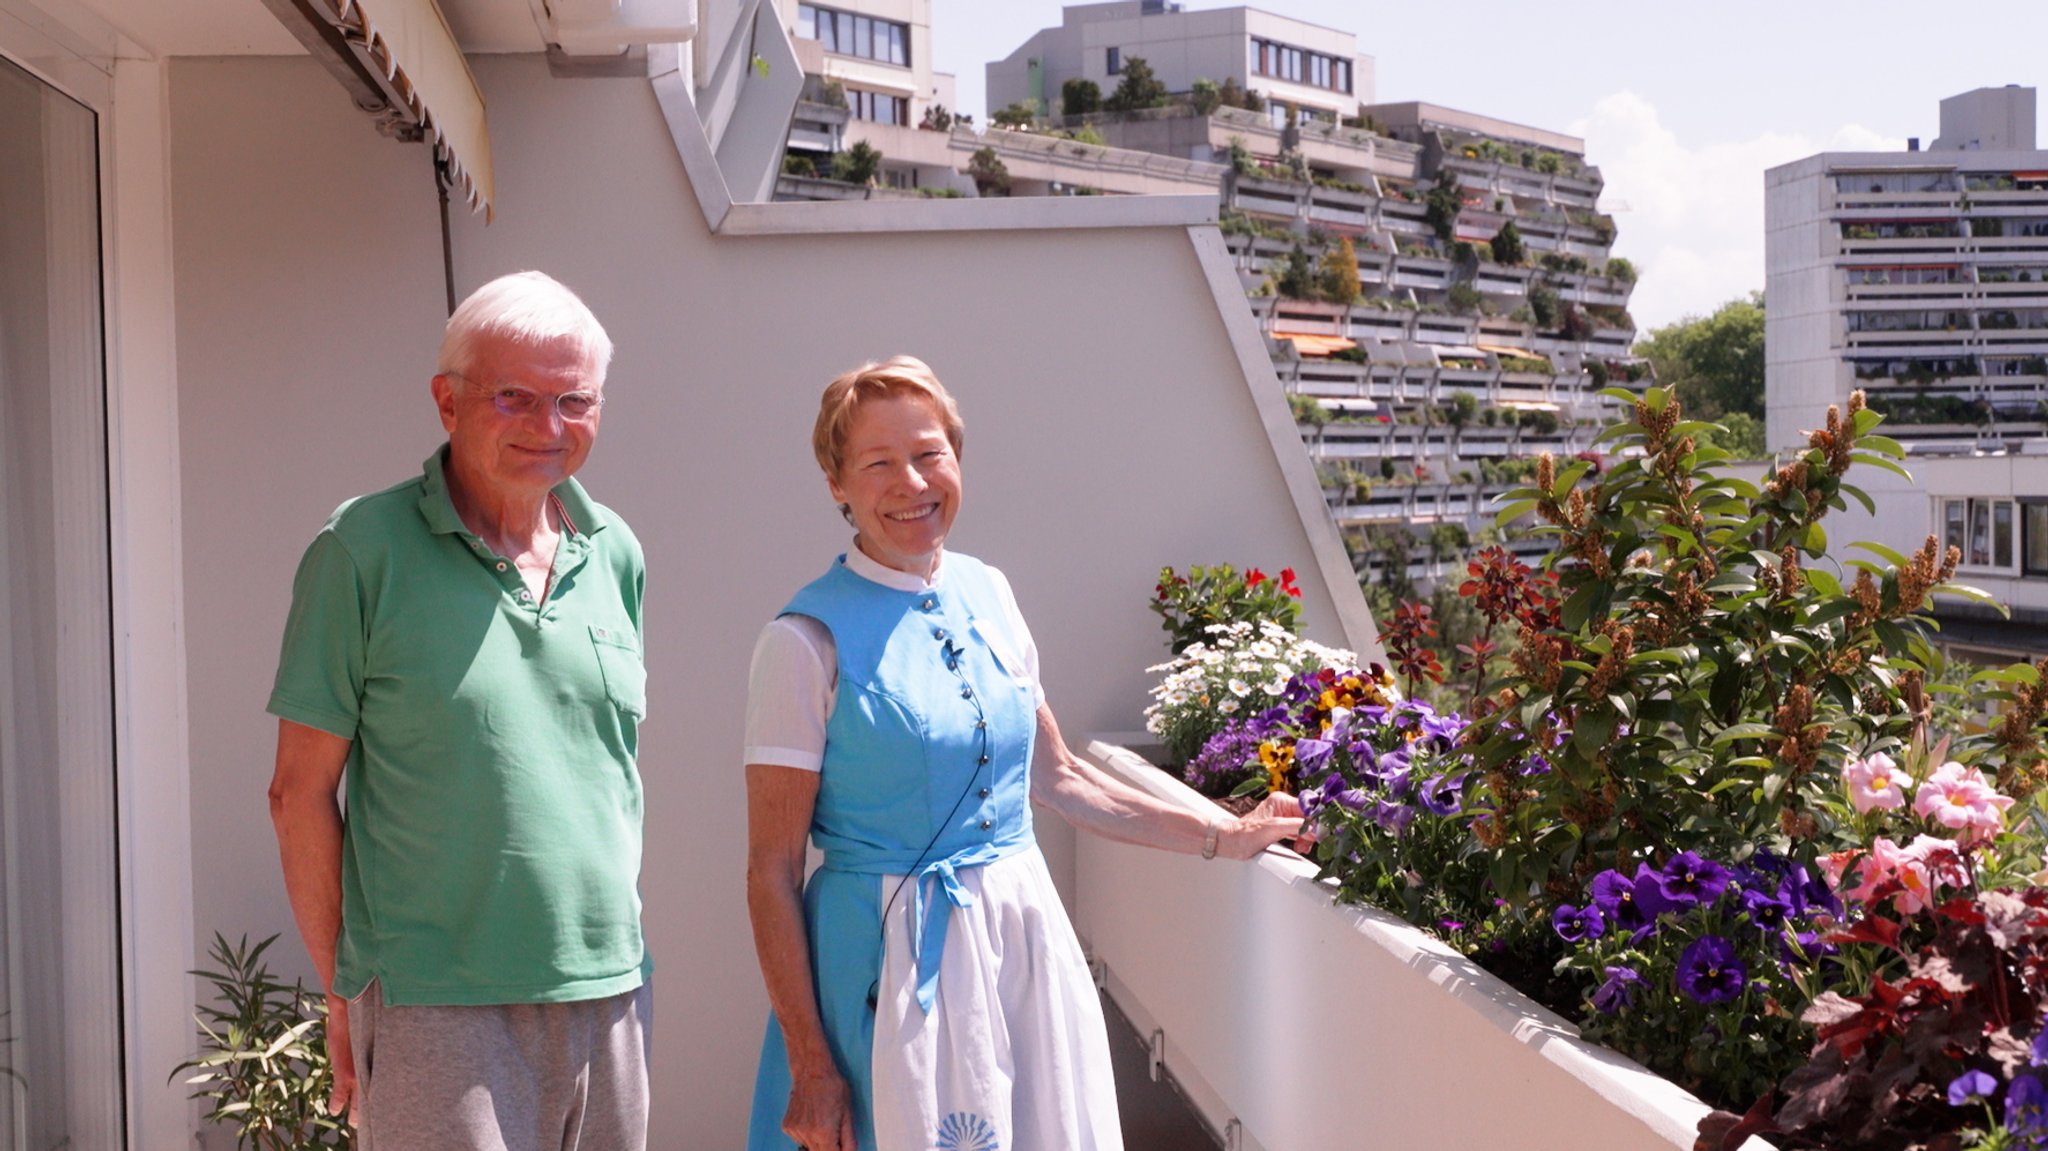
[1858,434,1905,457]
[1712,723,1776,746]
[1552,461,1591,500]
[1560,582,1605,632]
[1494,499,1539,529]
[1848,451,1913,480]
[1852,540,1910,568]
[1840,481,1876,516]
[1930,582,2009,614]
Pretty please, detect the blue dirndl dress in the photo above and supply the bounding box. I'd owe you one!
[746,553,1122,1151]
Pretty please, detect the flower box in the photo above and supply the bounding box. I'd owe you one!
[1073,737,1776,1151]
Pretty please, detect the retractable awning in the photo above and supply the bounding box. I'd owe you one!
[264,0,495,218]
[1274,333,1358,357]
[331,0,493,218]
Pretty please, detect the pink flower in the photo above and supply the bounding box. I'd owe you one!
[1902,834,1971,889]
[1823,836,1969,915]
[1844,752,1911,813]
[1913,761,2013,838]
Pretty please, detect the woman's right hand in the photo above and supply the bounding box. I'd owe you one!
[783,1067,855,1151]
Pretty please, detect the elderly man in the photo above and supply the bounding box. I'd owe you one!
[267,271,650,1149]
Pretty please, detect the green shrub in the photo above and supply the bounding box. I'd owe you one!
[1103,56,1169,113]
[175,933,350,1150]
[1189,78,1221,116]
[830,141,882,185]
[968,146,1010,197]
[1061,78,1101,117]
[1491,220,1527,266]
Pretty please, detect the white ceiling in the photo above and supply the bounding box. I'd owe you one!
[84,0,547,58]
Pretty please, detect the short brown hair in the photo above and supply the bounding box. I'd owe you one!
[811,355,965,477]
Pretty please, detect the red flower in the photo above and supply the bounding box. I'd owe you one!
[1246,568,1267,588]
[1279,567,1301,597]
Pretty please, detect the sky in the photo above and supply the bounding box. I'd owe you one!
[929,0,2047,332]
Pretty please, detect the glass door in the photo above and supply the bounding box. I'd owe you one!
[0,48,124,1150]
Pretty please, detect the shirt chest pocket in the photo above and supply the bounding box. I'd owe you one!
[588,625,647,720]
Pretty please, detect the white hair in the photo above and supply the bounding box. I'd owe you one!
[436,270,614,385]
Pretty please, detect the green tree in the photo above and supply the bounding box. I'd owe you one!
[991,101,1039,128]
[1189,78,1221,116]
[967,146,1010,197]
[1490,220,1527,266]
[1526,280,1559,329]
[1634,291,1766,424]
[1424,169,1463,242]
[1103,56,1170,113]
[830,141,882,185]
[1061,78,1101,117]
[1318,236,1361,304]
[1274,244,1316,300]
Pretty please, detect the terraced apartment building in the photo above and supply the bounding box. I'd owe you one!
[776,0,1646,588]
[1769,86,2048,656]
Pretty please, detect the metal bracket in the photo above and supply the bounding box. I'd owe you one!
[1091,958,1108,991]
[1147,1028,1166,1082]
[1224,1119,1244,1150]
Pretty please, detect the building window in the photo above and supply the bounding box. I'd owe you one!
[1250,37,1349,93]
[1107,46,1121,74]
[2024,502,2048,577]
[1944,497,2017,571]
[846,87,908,126]
[798,4,909,67]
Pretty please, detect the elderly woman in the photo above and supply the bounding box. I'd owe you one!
[744,357,1305,1151]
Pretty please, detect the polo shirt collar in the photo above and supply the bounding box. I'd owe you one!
[416,444,605,538]
[843,538,941,593]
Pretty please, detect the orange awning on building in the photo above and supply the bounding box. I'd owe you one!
[1475,343,1549,366]
[1273,332,1358,357]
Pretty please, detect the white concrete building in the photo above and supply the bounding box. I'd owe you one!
[988,1,1372,124]
[1768,86,2048,647]
[1766,86,2048,453]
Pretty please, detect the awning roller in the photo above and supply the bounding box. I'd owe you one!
[329,0,495,219]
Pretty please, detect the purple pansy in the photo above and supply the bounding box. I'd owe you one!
[2034,1019,2048,1068]
[1292,736,1336,776]
[1949,1069,1999,1106]
[1551,902,1605,943]
[1372,800,1416,836]
[1657,852,1733,908]
[1417,772,1465,816]
[2008,1073,2048,1147]
[1676,935,1747,1005]
[1590,865,1671,935]
[1740,887,1794,934]
[1592,965,1643,1014]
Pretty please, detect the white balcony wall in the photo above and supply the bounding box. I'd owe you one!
[167,51,1374,1149]
[1077,743,1770,1151]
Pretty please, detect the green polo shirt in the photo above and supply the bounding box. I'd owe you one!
[268,447,649,1006]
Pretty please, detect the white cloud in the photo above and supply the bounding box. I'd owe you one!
[1569,91,1903,333]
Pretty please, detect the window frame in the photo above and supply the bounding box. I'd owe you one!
[798,3,910,68]
[1944,496,2020,573]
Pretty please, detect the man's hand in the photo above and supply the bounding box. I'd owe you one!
[325,992,359,1125]
[782,1066,855,1151]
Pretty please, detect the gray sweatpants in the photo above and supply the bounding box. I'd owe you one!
[349,979,653,1151]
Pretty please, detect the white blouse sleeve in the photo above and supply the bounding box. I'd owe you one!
[987,568,1047,709]
[742,614,837,772]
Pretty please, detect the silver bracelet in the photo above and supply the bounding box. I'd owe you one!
[1201,820,1220,860]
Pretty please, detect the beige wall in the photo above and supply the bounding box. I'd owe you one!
[170,51,1362,1147]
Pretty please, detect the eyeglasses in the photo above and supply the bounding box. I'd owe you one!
[454,375,605,423]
